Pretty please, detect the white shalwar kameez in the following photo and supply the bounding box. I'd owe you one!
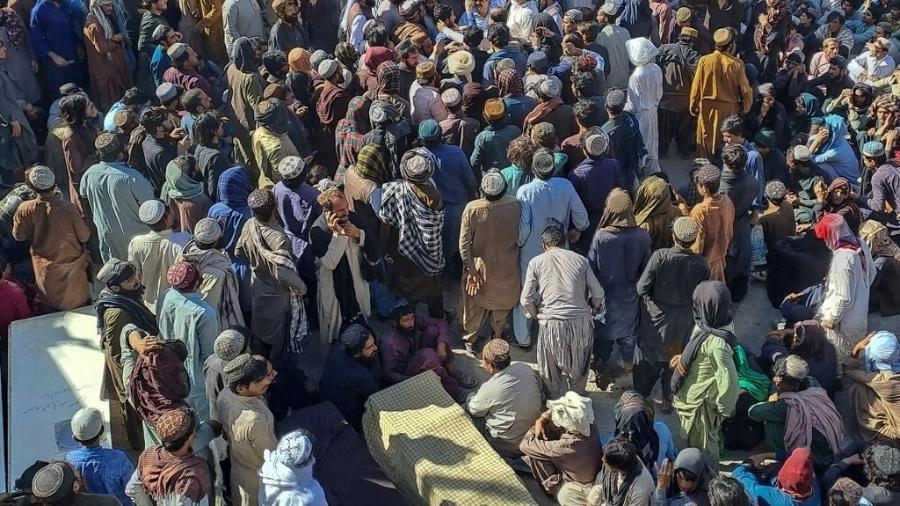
[625,37,663,176]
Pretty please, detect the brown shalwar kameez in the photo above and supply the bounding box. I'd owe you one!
[519,422,603,496]
[690,195,735,282]
[459,195,521,343]
[689,50,753,158]
[83,12,133,111]
[12,194,91,310]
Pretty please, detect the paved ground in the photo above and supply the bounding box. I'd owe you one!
[299,154,900,504]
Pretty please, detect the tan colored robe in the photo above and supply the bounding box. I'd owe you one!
[846,367,900,446]
[12,194,91,309]
[689,50,753,157]
[216,389,277,506]
[690,195,735,283]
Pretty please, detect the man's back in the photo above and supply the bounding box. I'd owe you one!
[691,51,749,106]
[67,446,134,506]
[522,247,599,318]
[128,230,190,312]
[465,362,542,450]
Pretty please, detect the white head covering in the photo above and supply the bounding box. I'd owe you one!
[546,391,594,436]
[193,218,222,244]
[27,166,55,190]
[138,199,167,225]
[625,37,659,66]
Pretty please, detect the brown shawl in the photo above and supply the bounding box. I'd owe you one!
[316,83,351,132]
[129,343,190,426]
[848,369,900,446]
[138,445,211,503]
[523,97,562,132]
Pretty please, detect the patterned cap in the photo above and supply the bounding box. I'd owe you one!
[675,6,691,21]
[167,261,201,291]
[247,189,276,214]
[416,61,436,80]
[606,89,626,109]
[32,462,75,501]
[584,131,609,156]
[601,2,620,15]
[862,141,885,158]
[317,59,340,79]
[214,329,246,361]
[95,131,122,157]
[399,0,419,16]
[194,218,222,244]
[765,180,787,200]
[277,155,306,180]
[167,42,188,60]
[483,98,505,122]
[480,169,507,198]
[339,323,369,349]
[792,144,811,162]
[564,8,583,21]
[223,353,257,386]
[154,407,196,444]
[672,216,699,242]
[441,88,461,107]
[139,199,167,225]
[399,148,436,183]
[482,338,510,365]
[532,148,556,177]
[694,164,720,185]
[418,119,441,142]
[871,445,900,475]
[27,165,55,191]
[96,258,135,286]
[310,49,327,68]
[156,82,180,103]
[272,429,314,468]
[681,26,698,38]
[70,407,103,441]
[713,28,734,45]
[829,478,863,505]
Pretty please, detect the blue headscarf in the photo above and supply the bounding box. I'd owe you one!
[821,114,851,153]
[864,331,900,373]
[208,167,252,254]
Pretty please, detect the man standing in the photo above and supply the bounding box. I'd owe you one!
[12,166,91,311]
[95,258,158,451]
[685,164,735,282]
[316,59,352,135]
[625,37,663,174]
[420,119,476,266]
[129,407,211,505]
[410,62,449,124]
[309,184,374,348]
[633,217,710,412]
[252,98,299,188]
[521,224,603,398]
[567,130,621,255]
[179,218,246,328]
[128,199,190,313]
[66,407,135,505]
[236,189,308,359]
[379,148,446,318]
[656,27,699,159]
[157,261,220,421]
[81,133,155,264]
[222,0,265,56]
[603,90,647,190]
[596,3,631,89]
[272,156,321,322]
[459,171,520,352]
[689,28,752,158]
[514,149,590,348]
[217,354,278,506]
[465,339,543,458]
[268,0,307,52]
[719,144,761,303]
[162,43,213,97]
[139,106,185,192]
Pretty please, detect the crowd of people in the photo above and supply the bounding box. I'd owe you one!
[0,0,898,502]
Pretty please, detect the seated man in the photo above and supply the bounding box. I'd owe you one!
[557,436,654,506]
[380,303,476,401]
[464,339,543,458]
[319,323,382,430]
[748,355,844,474]
[843,331,900,446]
[519,391,602,497]
[733,447,821,506]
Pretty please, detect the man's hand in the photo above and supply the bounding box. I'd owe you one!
[534,416,549,440]
[656,459,673,491]
[436,341,448,362]
[338,220,361,239]
[30,59,38,73]
[465,273,482,297]
[567,228,581,244]
[842,453,865,466]
[821,318,835,330]
[852,331,876,358]
[10,120,21,138]
[49,53,69,67]
[669,354,685,375]
[786,192,800,207]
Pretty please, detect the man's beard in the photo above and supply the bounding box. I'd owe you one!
[121,285,146,299]
[398,325,416,338]
[283,13,298,24]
